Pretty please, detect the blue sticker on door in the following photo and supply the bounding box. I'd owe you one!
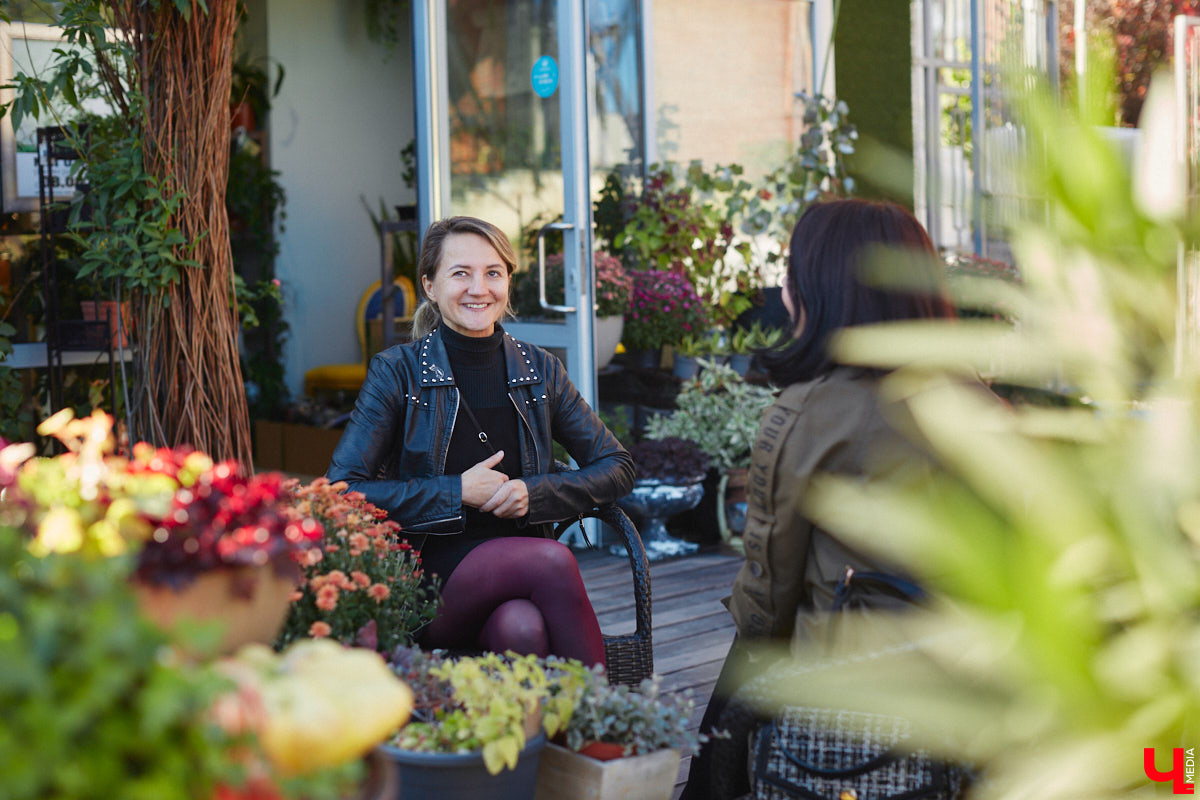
[530,55,559,98]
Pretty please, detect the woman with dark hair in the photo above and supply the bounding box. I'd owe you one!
[327,216,634,667]
[681,198,957,799]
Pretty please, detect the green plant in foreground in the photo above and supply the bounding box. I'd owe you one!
[0,527,242,800]
[563,675,701,756]
[747,68,1200,800]
[389,649,592,775]
[644,362,776,473]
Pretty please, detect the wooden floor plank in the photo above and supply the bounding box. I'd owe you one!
[578,544,742,800]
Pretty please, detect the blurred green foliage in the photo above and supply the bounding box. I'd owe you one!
[746,64,1200,800]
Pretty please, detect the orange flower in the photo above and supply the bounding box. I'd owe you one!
[368,583,390,602]
[287,590,303,603]
[316,584,339,611]
[303,548,324,567]
[349,533,370,552]
[308,621,332,637]
[351,570,371,588]
[325,569,347,585]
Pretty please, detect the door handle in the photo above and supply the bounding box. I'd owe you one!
[536,220,576,313]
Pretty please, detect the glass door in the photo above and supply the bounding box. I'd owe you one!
[415,0,646,547]
[414,0,626,410]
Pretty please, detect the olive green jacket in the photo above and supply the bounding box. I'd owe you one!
[728,367,922,644]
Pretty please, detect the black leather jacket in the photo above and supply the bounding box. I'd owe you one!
[326,326,635,536]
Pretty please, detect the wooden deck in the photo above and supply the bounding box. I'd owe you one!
[576,545,743,799]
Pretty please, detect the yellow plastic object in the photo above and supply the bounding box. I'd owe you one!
[218,640,414,776]
[304,277,417,396]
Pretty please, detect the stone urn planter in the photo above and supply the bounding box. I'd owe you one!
[616,478,704,560]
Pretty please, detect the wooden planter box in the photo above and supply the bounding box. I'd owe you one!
[254,420,343,477]
[534,743,679,800]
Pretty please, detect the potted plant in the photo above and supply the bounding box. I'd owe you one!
[617,436,711,559]
[728,320,786,377]
[8,409,323,656]
[380,648,591,799]
[622,269,708,369]
[512,251,632,369]
[536,674,704,800]
[274,478,439,655]
[0,419,398,800]
[644,363,778,544]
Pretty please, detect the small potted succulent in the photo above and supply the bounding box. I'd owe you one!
[536,674,704,800]
[618,436,711,559]
[380,648,592,799]
[274,478,438,655]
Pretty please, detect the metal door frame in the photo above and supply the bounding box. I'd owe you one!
[411,0,598,411]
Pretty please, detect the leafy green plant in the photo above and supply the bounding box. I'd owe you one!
[230,51,285,131]
[644,362,776,473]
[562,675,702,757]
[748,70,1200,800]
[614,162,757,327]
[739,92,858,269]
[389,649,592,775]
[0,526,245,800]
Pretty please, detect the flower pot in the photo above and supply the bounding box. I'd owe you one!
[535,742,680,800]
[624,347,662,371]
[378,732,547,800]
[80,300,131,349]
[728,353,753,376]
[133,563,299,655]
[594,315,624,371]
[672,354,700,380]
[577,741,629,761]
[615,478,703,560]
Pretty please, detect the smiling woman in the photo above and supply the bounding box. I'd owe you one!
[419,226,514,338]
[326,216,635,669]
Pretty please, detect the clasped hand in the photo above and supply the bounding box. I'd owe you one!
[460,450,528,519]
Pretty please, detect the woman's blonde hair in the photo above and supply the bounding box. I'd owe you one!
[412,216,519,339]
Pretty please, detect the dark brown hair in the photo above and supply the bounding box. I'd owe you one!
[762,198,955,386]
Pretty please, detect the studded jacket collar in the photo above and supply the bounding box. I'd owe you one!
[326,325,634,536]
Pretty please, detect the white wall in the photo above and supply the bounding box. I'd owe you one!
[264,0,415,398]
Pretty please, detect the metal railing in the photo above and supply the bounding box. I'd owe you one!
[912,0,1057,258]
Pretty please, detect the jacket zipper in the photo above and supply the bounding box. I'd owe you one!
[509,392,540,474]
[441,389,459,477]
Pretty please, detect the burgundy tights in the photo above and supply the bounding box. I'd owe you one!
[422,537,606,668]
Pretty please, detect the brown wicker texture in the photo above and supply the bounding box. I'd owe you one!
[555,504,654,686]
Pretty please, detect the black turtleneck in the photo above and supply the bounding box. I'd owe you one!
[419,324,525,586]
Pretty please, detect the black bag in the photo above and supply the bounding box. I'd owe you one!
[746,568,970,800]
[752,706,966,800]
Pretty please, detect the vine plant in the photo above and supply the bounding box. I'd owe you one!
[2,1,253,465]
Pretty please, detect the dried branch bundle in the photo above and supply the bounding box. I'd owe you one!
[109,0,252,467]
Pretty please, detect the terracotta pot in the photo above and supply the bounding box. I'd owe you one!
[577,741,629,761]
[230,101,256,132]
[80,300,131,349]
[133,563,299,655]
